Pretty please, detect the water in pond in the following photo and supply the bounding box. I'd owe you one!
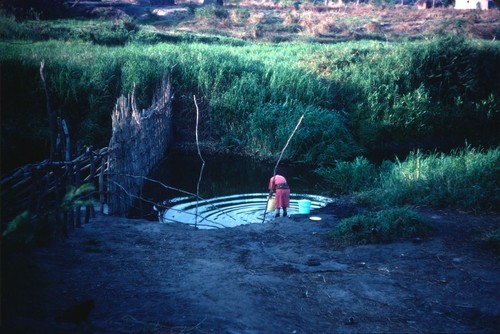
[160,193,332,229]
[141,154,334,228]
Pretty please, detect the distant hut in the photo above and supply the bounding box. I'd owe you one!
[455,0,489,9]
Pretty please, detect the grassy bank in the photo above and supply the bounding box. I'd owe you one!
[2,28,499,165]
[322,146,498,246]
[316,145,500,212]
[329,207,435,245]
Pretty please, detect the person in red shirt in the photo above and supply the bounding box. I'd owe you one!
[268,173,290,218]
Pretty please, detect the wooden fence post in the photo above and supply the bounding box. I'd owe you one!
[99,156,106,213]
[85,147,95,223]
[67,164,75,229]
[74,161,81,228]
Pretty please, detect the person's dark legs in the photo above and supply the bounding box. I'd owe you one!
[275,207,287,218]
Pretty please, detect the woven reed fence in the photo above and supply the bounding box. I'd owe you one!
[1,75,173,230]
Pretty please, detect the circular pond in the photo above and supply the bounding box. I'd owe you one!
[160,193,333,229]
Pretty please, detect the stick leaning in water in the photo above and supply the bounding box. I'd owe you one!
[262,114,304,223]
[194,95,205,228]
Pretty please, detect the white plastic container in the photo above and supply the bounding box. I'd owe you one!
[266,197,275,212]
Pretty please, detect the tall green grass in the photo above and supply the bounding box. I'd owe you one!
[373,146,500,211]
[315,156,378,193]
[330,207,435,245]
[316,146,500,212]
[247,102,362,162]
[301,37,500,149]
[1,15,499,171]
[0,13,139,45]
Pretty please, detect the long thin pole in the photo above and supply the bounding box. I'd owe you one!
[194,95,205,228]
[262,114,305,223]
[40,60,57,161]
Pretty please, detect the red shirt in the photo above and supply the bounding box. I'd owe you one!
[269,175,290,208]
[269,175,287,191]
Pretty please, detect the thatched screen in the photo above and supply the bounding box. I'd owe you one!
[107,76,173,215]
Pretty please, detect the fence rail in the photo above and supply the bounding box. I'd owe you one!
[2,72,172,234]
[1,147,109,228]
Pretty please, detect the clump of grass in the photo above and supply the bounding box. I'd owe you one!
[194,4,230,27]
[318,146,499,212]
[365,21,381,33]
[316,21,349,36]
[2,211,34,250]
[0,13,35,39]
[0,15,138,45]
[315,156,377,194]
[247,102,363,163]
[362,146,500,212]
[330,207,434,246]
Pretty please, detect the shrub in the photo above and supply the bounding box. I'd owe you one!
[341,37,500,151]
[315,156,378,194]
[195,5,229,24]
[330,207,434,246]
[2,211,34,249]
[247,102,362,163]
[359,146,500,211]
[0,16,138,45]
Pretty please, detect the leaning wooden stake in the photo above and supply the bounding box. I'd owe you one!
[40,60,57,161]
[193,95,205,229]
[262,114,305,223]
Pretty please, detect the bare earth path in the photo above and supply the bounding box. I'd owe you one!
[2,202,499,333]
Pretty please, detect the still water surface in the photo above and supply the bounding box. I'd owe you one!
[141,154,334,228]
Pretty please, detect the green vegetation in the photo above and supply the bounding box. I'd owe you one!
[2,28,498,164]
[0,14,139,45]
[2,184,95,248]
[320,146,498,246]
[315,156,378,193]
[316,146,500,212]
[330,207,435,245]
[2,211,34,248]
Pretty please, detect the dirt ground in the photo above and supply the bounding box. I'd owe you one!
[2,200,499,334]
